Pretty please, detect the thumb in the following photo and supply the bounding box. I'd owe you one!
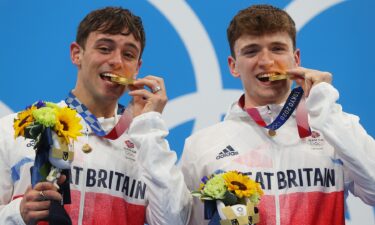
[57,174,67,185]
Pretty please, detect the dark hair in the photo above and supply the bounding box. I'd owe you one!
[227,4,296,57]
[76,6,146,57]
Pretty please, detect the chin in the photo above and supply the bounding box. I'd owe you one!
[109,93,123,100]
[99,92,121,102]
[107,87,126,96]
[261,92,287,104]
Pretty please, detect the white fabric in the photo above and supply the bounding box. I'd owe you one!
[180,82,375,225]
[0,101,191,225]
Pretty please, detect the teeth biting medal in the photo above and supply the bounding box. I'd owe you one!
[258,73,289,82]
[269,74,289,81]
[102,73,134,85]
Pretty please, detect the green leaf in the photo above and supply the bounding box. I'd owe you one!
[191,191,203,197]
[222,191,238,206]
[24,123,44,139]
[39,162,52,181]
[33,133,43,150]
[200,196,214,201]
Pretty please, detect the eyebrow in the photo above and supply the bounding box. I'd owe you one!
[95,38,140,53]
[239,41,289,52]
[269,41,289,47]
[237,43,259,55]
[240,43,259,50]
[124,42,140,54]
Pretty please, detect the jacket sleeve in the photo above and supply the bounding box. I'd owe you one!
[306,82,375,205]
[0,115,27,225]
[179,135,207,225]
[127,112,192,225]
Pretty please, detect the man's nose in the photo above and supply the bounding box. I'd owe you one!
[257,50,274,68]
[108,50,123,69]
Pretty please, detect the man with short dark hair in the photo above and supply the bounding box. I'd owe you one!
[181,4,375,225]
[0,6,191,225]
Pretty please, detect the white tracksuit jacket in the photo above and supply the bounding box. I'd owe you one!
[0,102,191,225]
[180,83,375,225]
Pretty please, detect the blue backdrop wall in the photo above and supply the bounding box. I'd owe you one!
[0,1,374,224]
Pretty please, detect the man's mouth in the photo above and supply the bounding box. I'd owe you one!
[100,72,117,81]
[256,72,288,82]
[100,72,134,85]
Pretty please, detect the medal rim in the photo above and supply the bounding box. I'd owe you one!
[82,143,92,153]
[268,129,276,137]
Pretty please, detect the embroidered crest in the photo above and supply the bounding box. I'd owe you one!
[307,130,325,150]
[125,140,135,149]
[123,139,136,161]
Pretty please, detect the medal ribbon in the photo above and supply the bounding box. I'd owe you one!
[295,92,311,138]
[65,92,132,140]
[242,86,311,138]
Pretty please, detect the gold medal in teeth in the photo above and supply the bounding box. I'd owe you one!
[103,73,134,85]
[258,73,289,82]
[269,74,289,81]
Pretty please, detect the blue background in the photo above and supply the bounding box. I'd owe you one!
[0,1,374,223]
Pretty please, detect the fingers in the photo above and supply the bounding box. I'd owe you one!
[34,181,58,192]
[128,75,168,115]
[23,197,51,210]
[287,67,332,97]
[21,207,50,224]
[36,189,63,202]
[20,182,63,224]
[151,85,162,94]
[130,75,166,94]
[57,174,67,185]
[25,182,62,202]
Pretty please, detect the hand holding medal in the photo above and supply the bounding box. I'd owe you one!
[257,67,332,137]
[286,67,333,97]
[66,73,167,153]
[262,67,332,98]
[127,75,167,117]
[105,73,167,117]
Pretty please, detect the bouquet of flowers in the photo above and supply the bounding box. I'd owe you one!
[14,100,83,185]
[14,101,82,147]
[192,170,263,225]
[13,101,83,225]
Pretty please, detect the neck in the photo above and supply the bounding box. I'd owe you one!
[244,92,291,108]
[71,89,117,118]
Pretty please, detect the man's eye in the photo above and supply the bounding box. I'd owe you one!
[123,52,136,60]
[272,46,286,52]
[242,49,257,57]
[98,47,111,53]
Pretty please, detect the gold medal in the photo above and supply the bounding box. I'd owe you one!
[82,143,92,153]
[110,76,134,85]
[100,73,134,85]
[269,74,289,81]
[268,129,276,137]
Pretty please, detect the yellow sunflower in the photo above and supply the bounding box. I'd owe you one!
[13,106,37,138]
[54,107,83,143]
[222,171,263,198]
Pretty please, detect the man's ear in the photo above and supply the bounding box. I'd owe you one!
[294,48,301,66]
[228,56,240,78]
[70,42,82,67]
